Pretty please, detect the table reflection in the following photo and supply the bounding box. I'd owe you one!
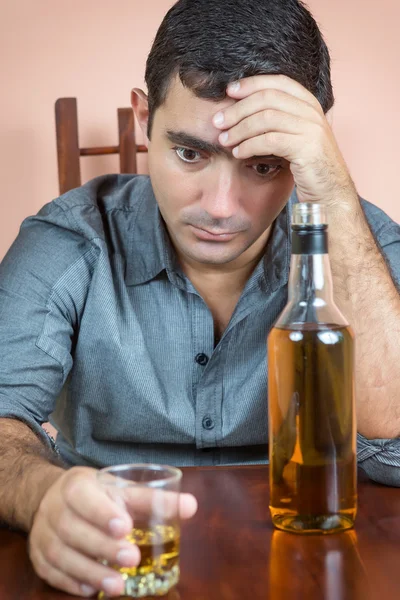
[269,530,370,599]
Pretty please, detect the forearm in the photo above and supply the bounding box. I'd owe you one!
[0,419,66,532]
[328,195,400,439]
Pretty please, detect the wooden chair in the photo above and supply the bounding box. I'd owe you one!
[55,98,147,195]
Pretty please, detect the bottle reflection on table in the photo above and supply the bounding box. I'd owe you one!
[269,529,370,600]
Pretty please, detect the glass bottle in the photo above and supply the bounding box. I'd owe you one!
[268,202,357,534]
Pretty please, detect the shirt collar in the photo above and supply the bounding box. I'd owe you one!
[125,178,181,286]
[125,176,298,289]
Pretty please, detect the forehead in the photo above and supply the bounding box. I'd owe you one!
[153,75,236,137]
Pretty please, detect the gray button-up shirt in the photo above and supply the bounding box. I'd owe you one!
[1,175,400,484]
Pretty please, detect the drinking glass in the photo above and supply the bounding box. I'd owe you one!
[97,464,182,598]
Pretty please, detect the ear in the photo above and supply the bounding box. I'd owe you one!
[131,88,150,145]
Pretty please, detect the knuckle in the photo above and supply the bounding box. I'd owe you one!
[262,133,272,151]
[27,536,41,569]
[235,106,245,123]
[28,528,47,569]
[35,501,49,525]
[242,117,252,135]
[226,105,238,123]
[32,552,48,580]
[45,538,62,567]
[269,88,280,101]
[64,478,82,506]
[263,108,275,124]
[56,512,71,541]
[33,561,45,580]
[265,130,277,144]
[261,88,270,102]
[62,468,95,507]
[35,565,47,581]
[27,535,34,560]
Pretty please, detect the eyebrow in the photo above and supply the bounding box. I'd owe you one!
[166,130,229,156]
[166,130,283,162]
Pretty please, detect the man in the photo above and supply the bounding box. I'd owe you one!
[1,0,399,596]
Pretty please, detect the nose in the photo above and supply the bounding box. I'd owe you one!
[200,167,241,221]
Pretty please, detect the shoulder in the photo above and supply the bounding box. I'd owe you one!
[0,175,153,295]
[360,197,400,287]
[21,173,152,262]
[34,174,153,241]
[56,173,152,213]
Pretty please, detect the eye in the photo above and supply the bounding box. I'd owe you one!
[251,163,282,177]
[174,147,203,163]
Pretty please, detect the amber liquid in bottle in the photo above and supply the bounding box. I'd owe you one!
[268,204,357,534]
[268,323,356,533]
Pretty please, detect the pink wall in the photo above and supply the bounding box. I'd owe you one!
[1,0,399,260]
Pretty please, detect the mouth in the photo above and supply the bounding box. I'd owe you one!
[189,225,241,242]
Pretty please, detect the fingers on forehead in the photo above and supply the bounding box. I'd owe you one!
[237,75,322,110]
[226,89,303,120]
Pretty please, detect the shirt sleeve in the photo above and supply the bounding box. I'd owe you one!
[356,219,400,486]
[0,201,97,451]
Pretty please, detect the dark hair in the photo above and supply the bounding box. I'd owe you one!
[145,0,334,136]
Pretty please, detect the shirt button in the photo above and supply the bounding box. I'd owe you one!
[195,353,209,366]
[202,416,214,430]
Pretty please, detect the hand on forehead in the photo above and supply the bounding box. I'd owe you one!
[213,74,323,127]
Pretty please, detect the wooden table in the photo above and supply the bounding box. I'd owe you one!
[1,465,400,599]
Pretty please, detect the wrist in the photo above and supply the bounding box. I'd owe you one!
[26,463,65,532]
[326,189,361,220]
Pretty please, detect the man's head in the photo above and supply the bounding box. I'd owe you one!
[145,0,333,136]
[132,0,334,271]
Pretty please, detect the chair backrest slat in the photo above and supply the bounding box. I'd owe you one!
[55,98,81,194]
[118,107,137,174]
[55,98,146,195]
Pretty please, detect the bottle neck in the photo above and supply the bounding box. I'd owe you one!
[275,224,348,327]
[289,224,333,304]
[288,253,334,304]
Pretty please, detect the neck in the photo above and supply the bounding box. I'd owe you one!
[176,228,272,296]
[183,255,261,296]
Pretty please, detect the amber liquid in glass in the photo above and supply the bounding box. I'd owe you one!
[99,524,180,598]
[268,323,357,534]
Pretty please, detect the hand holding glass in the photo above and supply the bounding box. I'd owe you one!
[97,464,183,598]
